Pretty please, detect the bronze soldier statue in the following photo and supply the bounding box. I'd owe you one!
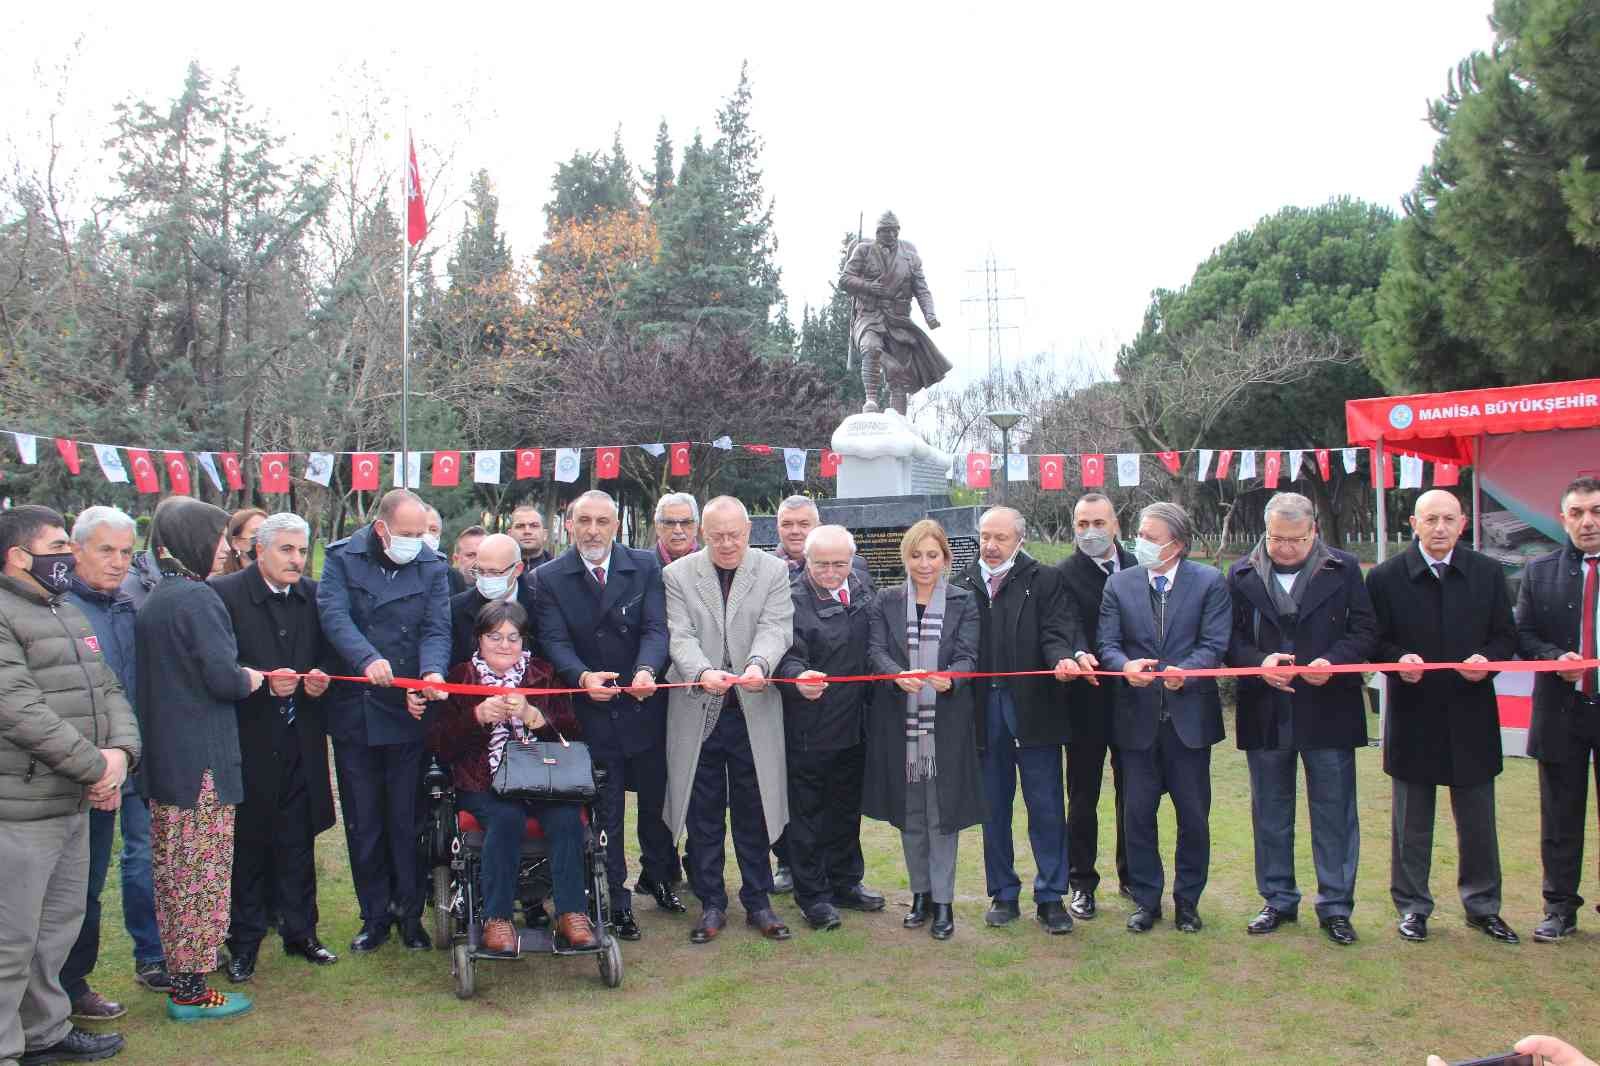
[839,211,953,415]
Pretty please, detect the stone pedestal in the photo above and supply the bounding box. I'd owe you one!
[830,411,951,499]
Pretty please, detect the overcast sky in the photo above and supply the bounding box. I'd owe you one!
[5,1,1496,390]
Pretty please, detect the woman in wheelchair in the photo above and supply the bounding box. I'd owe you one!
[426,601,597,954]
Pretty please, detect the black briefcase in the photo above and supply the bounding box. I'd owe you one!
[490,734,596,802]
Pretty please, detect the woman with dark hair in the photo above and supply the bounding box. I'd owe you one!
[427,600,595,955]
[135,497,265,1020]
[218,508,268,576]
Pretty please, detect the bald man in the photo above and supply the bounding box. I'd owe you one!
[448,534,537,670]
[1366,489,1520,945]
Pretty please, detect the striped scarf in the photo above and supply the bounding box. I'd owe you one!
[474,651,531,774]
[904,577,946,782]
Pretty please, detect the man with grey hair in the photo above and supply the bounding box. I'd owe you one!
[1098,501,1231,933]
[1225,493,1376,945]
[654,494,700,566]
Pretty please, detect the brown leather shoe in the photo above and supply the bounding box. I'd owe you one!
[555,912,598,950]
[70,988,127,1021]
[481,918,519,954]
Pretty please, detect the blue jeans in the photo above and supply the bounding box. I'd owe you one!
[59,808,114,999]
[980,689,1069,904]
[455,789,587,919]
[118,787,163,965]
[1247,747,1359,920]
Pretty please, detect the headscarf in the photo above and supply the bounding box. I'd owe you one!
[149,497,231,581]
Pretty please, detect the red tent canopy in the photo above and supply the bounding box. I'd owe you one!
[1346,378,1600,465]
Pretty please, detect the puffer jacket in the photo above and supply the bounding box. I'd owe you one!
[0,573,141,821]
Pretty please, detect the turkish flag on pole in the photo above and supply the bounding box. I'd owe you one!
[126,449,160,494]
[1263,451,1282,490]
[1081,454,1105,487]
[406,135,427,245]
[259,453,290,494]
[514,448,541,480]
[351,452,381,491]
[595,447,621,479]
[431,451,461,486]
[1039,455,1065,491]
[55,438,81,475]
[670,443,692,477]
[819,450,840,478]
[219,453,244,491]
[1157,451,1182,476]
[1316,449,1331,481]
[163,451,192,495]
[966,452,991,488]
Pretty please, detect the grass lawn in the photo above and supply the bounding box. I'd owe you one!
[88,718,1599,1065]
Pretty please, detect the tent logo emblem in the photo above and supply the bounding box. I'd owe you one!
[1388,404,1414,430]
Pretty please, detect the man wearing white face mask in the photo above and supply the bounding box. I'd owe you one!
[317,489,452,954]
[447,534,535,669]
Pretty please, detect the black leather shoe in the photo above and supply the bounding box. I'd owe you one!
[1127,906,1162,933]
[1247,905,1297,935]
[803,902,842,931]
[611,909,642,941]
[1320,916,1358,945]
[903,893,931,928]
[831,883,886,912]
[18,1026,125,1065]
[771,865,794,894]
[284,937,338,965]
[1397,912,1428,941]
[1533,912,1577,943]
[746,907,792,941]
[225,947,257,984]
[637,875,687,914]
[1068,889,1096,920]
[1466,913,1520,944]
[1037,900,1074,935]
[930,903,955,940]
[690,907,726,945]
[350,919,391,953]
[1175,906,1203,933]
[984,897,1021,927]
[398,917,431,950]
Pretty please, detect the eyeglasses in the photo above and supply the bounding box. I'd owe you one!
[1265,535,1313,547]
[705,532,745,546]
[808,560,852,571]
[474,561,520,578]
[657,519,695,529]
[481,632,523,645]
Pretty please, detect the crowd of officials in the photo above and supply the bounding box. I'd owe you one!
[2,476,1599,1065]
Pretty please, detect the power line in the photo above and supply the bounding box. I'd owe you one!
[960,249,1023,402]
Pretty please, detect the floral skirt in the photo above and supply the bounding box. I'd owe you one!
[150,770,236,974]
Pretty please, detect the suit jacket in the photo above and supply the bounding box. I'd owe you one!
[316,524,452,747]
[534,545,670,758]
[1097,558,1231,752]
[209,566,335,837]
[1226,547,1376,752]
[1516,542,1595,763]
[662,548,794,841]
[1056,544,1136,749]
[449,580,539,672]
[776,570,874,753]
[1366,542,1516,786]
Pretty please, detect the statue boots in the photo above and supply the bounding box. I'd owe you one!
[860,348,882,414]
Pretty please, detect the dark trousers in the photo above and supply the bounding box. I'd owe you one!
[1247,747,1359,920]
[980,689,1069,903]
[1122,717,1213,912]
[685,709,773,915]
[1066,730,1129,894]
[59,806,114,1001]
[117,787,162,966]
[334,738,425,922]
[229,733,319,952]
[594,745,679,912]
[1538,703,1600,917]
[454,789,586,918]
[1390,777,1502,918]
[785,743,867,909]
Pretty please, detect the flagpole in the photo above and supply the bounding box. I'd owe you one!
[400,122,411,488]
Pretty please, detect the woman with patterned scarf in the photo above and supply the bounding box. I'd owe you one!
[863,519,982,940]
[428,601,593,954]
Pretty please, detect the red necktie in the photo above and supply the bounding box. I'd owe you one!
[593,566,606,588]
[838,586,849,606]
[1583,557,1598,697]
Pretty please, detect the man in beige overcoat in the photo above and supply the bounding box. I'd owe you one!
[662,497,795,944]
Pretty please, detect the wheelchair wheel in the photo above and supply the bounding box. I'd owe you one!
[431,867,452,950]
[452,942,476,999]
[598,934,623,989]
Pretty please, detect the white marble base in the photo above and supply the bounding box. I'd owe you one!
[831,411,951,499]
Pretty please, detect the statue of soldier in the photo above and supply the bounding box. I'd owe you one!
[839,211,953,415]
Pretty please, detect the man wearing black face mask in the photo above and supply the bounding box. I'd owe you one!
[318,489,451,953]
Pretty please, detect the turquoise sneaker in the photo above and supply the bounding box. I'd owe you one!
[167,989,254,1021]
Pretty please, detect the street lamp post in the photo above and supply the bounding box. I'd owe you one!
[985,409,1025,505]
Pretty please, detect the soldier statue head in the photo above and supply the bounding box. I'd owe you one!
[875,210,900,249]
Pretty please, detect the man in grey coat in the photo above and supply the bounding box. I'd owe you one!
[663,497,795,945]
[0,505,140,1066]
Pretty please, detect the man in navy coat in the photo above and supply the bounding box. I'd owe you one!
[1098,501,1231,934]
[317,489,452,953]
[535,490,679,940]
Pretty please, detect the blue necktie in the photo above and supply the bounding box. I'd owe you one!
[1153,575,1169,597]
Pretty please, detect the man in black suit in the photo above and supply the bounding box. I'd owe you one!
[535,490,680,941]
[1058,492,1133,920]
[1097,501,1231,934]
[448,533,536,670]
[210,513,339,981]
[1367,489,1520,945]
[510,504,552,570]
[1515,475,1600,943]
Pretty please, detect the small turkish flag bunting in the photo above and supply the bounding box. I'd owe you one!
[259,453,290,494]
[1316,449,1332,481]
[127,449,160,494]
[1039,454,1064,491]
[669,443,691,477]
[819,450,840,478]
[431,450,461,487]
[220,453,244,491]
[515,449,541,480]
[1215,450,1234,479]
[1158,451,1182,475]
[966,452,991,488]
[1081,453,1105,487]
[351,453,381,491]
[163,451,192,495]
[595,447,620,479]
[55,438,81,475]
[1263,451,1282,490]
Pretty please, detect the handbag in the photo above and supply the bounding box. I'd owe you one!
[490,732,596,802]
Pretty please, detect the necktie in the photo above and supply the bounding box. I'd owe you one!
[1153,575,1169,598]
[838,586,849,606]
[987,572,1003,598]
[1583,557,1598,698]
[1101,560,1115,577]
[593,566,606,588]
[1430,561,1448,581]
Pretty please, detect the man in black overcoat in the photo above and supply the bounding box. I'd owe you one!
[210,513,339,981]
[1366,489,1519,945]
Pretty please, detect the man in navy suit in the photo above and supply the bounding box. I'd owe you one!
[1098,501,1231,934]
[535,490,680,941]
